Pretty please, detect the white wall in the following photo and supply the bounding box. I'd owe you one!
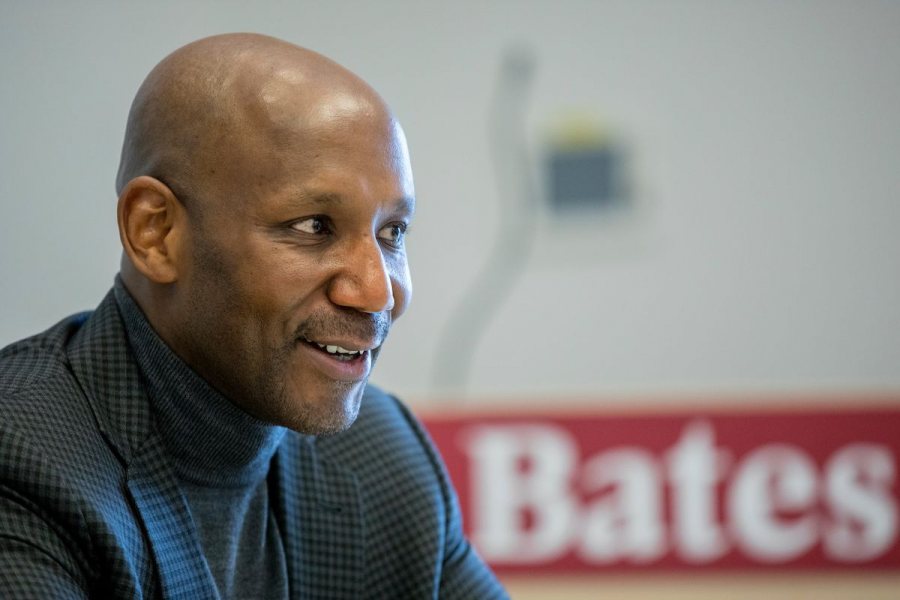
[2,1,899,405]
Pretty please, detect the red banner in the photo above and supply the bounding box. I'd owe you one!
[421,402,900,573]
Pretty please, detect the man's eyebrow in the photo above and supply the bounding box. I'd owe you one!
[303,192,344,206]
[392,196,416,214]
[295,192,415,213]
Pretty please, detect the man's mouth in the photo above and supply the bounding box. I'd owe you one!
[301,337,370,362]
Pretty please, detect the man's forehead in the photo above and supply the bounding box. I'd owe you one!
[239,63,387,130]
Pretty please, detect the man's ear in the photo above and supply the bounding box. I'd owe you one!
[117,176,186,284]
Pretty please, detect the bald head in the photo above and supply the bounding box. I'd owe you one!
[116,33,393,204]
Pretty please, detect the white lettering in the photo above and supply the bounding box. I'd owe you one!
[463,424,578,562]
[824,444,897,561]
[666,421,730,562]
[457,419,899,567]
[579,449,665,562]
[729,444,818,561]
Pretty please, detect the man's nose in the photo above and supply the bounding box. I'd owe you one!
[327,235,395,314]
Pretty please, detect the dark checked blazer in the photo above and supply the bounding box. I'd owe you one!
[0,289,507,599]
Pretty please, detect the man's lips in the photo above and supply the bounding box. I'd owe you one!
[296,336,373,380]
[300,336,377,362]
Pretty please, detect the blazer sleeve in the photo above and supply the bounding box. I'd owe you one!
[0,491,90,599]
[393,399,510,600]
[0,403,94,600]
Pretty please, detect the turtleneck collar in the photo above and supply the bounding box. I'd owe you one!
[113,276,286,488]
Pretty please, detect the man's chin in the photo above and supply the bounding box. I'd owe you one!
[278,382,365,436]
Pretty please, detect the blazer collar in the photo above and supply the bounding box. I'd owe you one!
[66,288,152,465]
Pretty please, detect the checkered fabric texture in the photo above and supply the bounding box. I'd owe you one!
[0,289,508,599]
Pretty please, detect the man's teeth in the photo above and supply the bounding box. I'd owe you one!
[313,341,363,356]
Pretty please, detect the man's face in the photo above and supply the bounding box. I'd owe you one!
[169,105,414,435]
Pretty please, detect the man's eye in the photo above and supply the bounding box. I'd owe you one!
[377,223,407,246]
[291,217,328,234]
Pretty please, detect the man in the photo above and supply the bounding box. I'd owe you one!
[0,33,507,599]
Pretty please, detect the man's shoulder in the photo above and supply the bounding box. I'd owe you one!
[0,311,147,598]
[0,308,122,487]
[0,311,91,400]
[0,313,102,453]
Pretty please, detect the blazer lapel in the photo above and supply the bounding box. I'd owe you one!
[127,433,217,600]
[67,289,217,599]
[272,435,364,599]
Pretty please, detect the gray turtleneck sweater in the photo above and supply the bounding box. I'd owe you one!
[115,280,289,599]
